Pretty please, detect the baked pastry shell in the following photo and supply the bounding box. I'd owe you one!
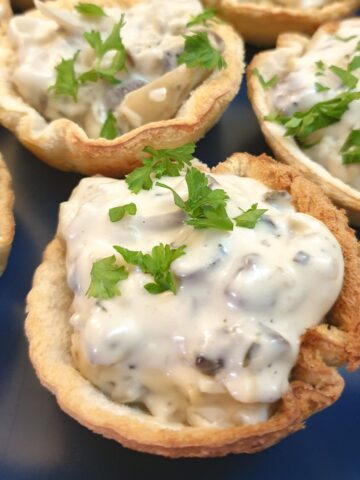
[25,152,360,457]
[0,0,244,176]
[203,0,359,46]
[248,21,360,223]
[0,152,14,274]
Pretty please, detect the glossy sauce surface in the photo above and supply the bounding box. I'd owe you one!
[58,172,344,427]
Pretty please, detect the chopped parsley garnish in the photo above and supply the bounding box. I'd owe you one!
[125,143,195,193]
[315,60,326,76]
[114,243,186,294]
[109,203,137,222]
[49,51,79,100]
[86,255,128,299]
[81,15,126,84]
[234,204,267,228]
[157,167,233,231]
[348,55,360,72]
[330,65,358,89]
[75,2,106,16]
[315,82,330,92]
[340,129,360,164]
[252,68,278,90]
[99,111,117,139]
[187,7,218,27]
[266,91,360,144]
[177,32,227,70]
[334,34,357,42]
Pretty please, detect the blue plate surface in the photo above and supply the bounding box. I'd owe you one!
[0,45,360,480]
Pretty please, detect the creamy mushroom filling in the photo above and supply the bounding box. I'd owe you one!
[58,170,343,428]
[7,0,221,138]
[264,20,360,190]
[235,0,333,8]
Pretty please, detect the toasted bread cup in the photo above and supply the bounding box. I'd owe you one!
[203,0,359,46]
[25,152,360,457]
[248,20,360,223]
[0,0,244,177]
[0,153,15,274]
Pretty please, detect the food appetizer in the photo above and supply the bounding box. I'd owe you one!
[0,0,243,176]
[0,153,14,274]
[26,147,360,457]
[203,0,359,46]
[248,19,360,222]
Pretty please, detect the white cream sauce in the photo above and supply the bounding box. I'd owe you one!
[58,172,344,427]
[269,19,360,190]
[7,0,207,138]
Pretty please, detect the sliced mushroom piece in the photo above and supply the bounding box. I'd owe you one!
[172,235,227,279]
[116,64,210,132]
[242,325,292,371]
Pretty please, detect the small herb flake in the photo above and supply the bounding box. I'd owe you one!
[234,203,267,229]
[99,111,117,139]
[187,7,218,27]
[109,203,137,222]
[86,255,128,299]
[334,34,357,42]
[315,82,330,92]
[340,129,360,164]
[330,65,358,89]
[252,68,278,90]
[177,32,227,71]
[49,51,79,101]
[315,60,326,76]
[75,2,106,16]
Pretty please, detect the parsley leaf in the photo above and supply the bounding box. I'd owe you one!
[330,65,358,89]
[86,255,128,299]
[187,8,218,27]
[348,55,360,72]
[157,168,233,231]
[113,243,186,294]
[177,32,227,70]
[49,51,79,101]
[315,82,330,92]
[125,143,195,193]
[82,15,126,84]
[234,203,267,228]
[266,91,360,143]
[315,60,326,76]
[109,203,137,222]
[252,68,278,90]
[99,111,117,139]
[334,34,357,42]
[340,129,360,164]
[75,2,106,16]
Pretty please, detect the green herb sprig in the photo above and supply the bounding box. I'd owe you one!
[125,144,195,193]
[114,243,186,294]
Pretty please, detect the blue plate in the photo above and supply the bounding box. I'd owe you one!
[0,45,360,480]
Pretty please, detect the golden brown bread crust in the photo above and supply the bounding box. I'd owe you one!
[203,0,359,46]
[0,153,14,274]
[25,152,360,457]
[0,0,244,176]
[247,20,360,223]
